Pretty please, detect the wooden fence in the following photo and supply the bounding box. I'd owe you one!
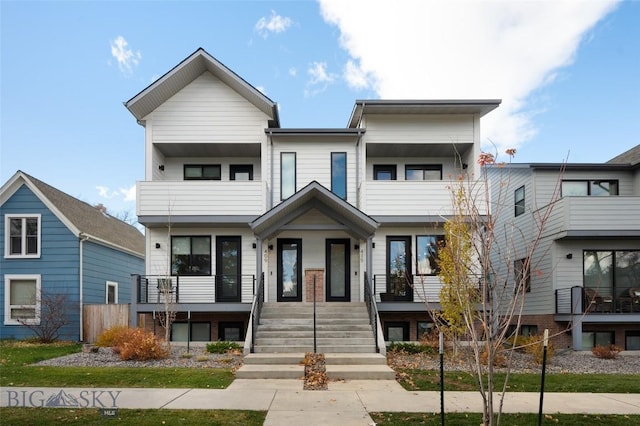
[83,304,130,343]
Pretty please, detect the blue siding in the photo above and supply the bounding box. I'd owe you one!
[82,241,144,305]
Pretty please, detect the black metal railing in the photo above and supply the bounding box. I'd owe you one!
[556,286,640,314]
[136,275,180,303]
[250,273,265,353]
[364,272,379,352]
[135,274,255,304]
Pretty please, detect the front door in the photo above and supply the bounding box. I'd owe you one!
[326,239,350,301]
[277,238,302,301]
[387,236,413,301]
[216,236,241,302]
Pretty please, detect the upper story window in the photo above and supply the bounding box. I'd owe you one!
[374,165,397,180]
[5,214,41,258]
[331,152,347,199]
[171,236,211,276]
[514,185,525,217]
[184,164,221,180]
[4,274,41,325]
[405,164,442,181]
[230,164,253,181]
[561,180,618,197]
[416,235,445,275]
[281,152,296,200]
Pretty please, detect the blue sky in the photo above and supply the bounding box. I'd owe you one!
[1,0,639,220]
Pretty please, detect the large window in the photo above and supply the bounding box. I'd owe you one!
[514,185,525,217]
[384,321,409,342]
[416,235,445,275]
[514,258,531,293]
[5,214,40,258]
[405,164,442,180]
[184,164,221,180]
[331,152,347,199]
[219,321,245,341]
[171,322,211,342]
[4,275,40,325]
[584,250,640,312]
[230,164,253,181]
[562,180,618,196]
[374,165,397,180]
[281,152,296,200]
[581,331,614,350]
[171,236,211,276]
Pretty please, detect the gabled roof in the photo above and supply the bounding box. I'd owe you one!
[348,99,501,128]
[124,47,280,127]
[607,144,640,166]
[0,171,145,257]
[250,181,378,240]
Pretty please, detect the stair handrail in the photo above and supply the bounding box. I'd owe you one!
[249,272,265,353]
[364,272,380,353]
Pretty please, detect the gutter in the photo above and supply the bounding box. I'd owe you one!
[78,233,90,342]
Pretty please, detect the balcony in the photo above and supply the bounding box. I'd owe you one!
[363,180,488,217]
[373,274,444,304]
[137,180,267,217]
[556,287,640,320]
[545,196,640,239]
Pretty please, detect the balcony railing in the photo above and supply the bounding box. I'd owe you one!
[135,274,256,304]
[373,274,443,303]
[363,180,488,216]
[556,286,640,315]
[137,180,266,217]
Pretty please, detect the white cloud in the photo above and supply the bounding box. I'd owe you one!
[96,184,136,202]
[110,36,141,76]
[120,185,136,202]
[319,0,618,152]
[305,61,338,97]
[289,67,298,77]
[96,185,117,199]
[255,11,293,38]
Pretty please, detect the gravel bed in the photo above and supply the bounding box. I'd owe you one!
[34,346,243,370]
[388,349,640,375]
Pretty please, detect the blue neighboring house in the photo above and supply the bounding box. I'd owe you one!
[0,171,145,341]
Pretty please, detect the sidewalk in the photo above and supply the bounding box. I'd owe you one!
[3,380,640,426]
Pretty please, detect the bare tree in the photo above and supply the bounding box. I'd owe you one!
[421,149,566,425]
[18,291,73,343]
[155,203,177,349]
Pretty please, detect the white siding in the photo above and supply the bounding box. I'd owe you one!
[364,114,474,143]
[160,157,261,181]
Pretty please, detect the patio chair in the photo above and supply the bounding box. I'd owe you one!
[630,287,640,312]
[584,288,613,313]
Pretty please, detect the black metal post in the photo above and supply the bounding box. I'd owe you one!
[187,310,191,353]
[313,275,317,353]
[440,331,445,426]
[538,329,549,426]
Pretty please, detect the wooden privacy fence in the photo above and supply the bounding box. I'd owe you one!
[83,304,130,343]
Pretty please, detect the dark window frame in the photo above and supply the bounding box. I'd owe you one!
[417,321,434,340]
[171,321,211,342]
[230,164,254,181]
[280,152,296,200]
[514,257,531,293]
[171,235,212,276]
[561,179,619,197]
[331,152,347,199]
[373,164,397,180]
[384,321,410,342]
[514,185,525,217]
[405,164,443,181]
[415,235,445,276]
[219,321,245,341]
[184,164,221,180]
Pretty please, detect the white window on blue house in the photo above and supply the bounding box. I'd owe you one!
[106,281,118,304]
[4,274,41,325]
[5,214,41,258]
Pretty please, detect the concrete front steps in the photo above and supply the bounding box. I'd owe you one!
[236,302,395,380]
[236,353,396,380]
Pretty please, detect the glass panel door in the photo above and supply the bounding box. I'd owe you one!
[278,239,302,301]
[326,239,350,301]
[387,236,413,301]
[216,236,241,302]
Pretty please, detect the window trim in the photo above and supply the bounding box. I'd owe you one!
[106,281,118,304]
[4,274,41,325]
[415,235,445,276]
[281,152,296,200]
[514,185,525,217]
[219,321,245,341]
[405,164,443,181]
[183,164,221,181]
[171,235,212,276]
[384,321,410,342]
[331,152,347,199]
[171,321,211,342]
[373,164,397,181]
[561,179,619,197]
[230,164,254,181]
[5,214,41,259]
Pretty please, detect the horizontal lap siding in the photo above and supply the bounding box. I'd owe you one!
[364,114,474,143]
[149,73,269,144]
[163,157,262,181]
[1,185,80,340]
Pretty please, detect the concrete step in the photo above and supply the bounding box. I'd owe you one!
[256,330,374,339]
[243,353,305,365]
[254,337,375,346]
[257,323,373,332]
[326,364,396,380]
[253,344,377,354]
[235,364,304,379]
[324,353,387,365]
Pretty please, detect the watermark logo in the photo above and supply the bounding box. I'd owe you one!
[4,389,121,408]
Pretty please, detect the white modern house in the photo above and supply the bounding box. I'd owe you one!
[488,145,640,351]
[125,48,500,356]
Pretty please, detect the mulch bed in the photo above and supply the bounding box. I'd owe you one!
[302,352,328,390]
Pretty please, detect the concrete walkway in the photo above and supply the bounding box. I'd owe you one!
[3,380,640,426]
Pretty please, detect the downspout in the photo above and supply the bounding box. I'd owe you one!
[78,232,89,342]
[267,130,274,210]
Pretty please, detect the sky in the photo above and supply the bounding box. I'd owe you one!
[1,0,639,221]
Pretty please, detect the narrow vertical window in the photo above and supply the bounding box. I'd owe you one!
[514,185,525,217]
[106,281,118,304]
[331,152,347,199]
[281,152,296,200]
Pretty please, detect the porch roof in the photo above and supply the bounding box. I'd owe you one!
[250,181,379,240]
